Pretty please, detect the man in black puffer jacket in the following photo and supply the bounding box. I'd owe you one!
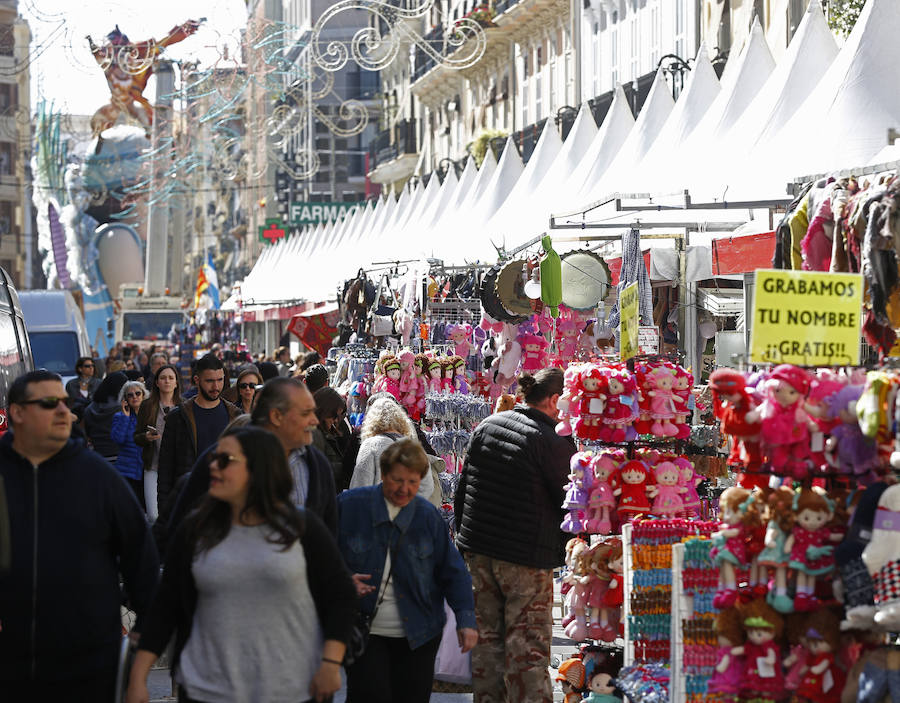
[455,367,575,703]
[0,370,159,699]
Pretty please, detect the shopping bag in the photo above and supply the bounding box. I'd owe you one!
[433,601,472,684]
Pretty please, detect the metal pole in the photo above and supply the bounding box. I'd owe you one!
[144,60,175,295]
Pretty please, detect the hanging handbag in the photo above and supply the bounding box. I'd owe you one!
[343,546,395,668]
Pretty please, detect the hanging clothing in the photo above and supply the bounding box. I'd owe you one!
[607,229,654,339]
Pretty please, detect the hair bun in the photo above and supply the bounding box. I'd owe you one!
[518,373,536,392]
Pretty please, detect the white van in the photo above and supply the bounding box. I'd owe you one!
[0,268,33,434]
[19,290,90,384]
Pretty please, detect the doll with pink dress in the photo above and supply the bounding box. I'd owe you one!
[398,350,418,416]
[707,606,744,700]
[447,323,474,359]
[675,457,702,518]
[672,366,694,439]
[644,365,685,437]
[647,461,686,517]
[556,313,579,365]
[554,365,583,437]
[441,358,456,394]
[374,358,402,401]
[585,452,619,534]
[711,486,761,609]
[748,364,815,479]
[519,333,549,372]
[597,368,638,443]
[413,354,429,417]
[426,358,444,394]
[784,487,840,612]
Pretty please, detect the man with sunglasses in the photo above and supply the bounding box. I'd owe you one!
[0,370,159,699]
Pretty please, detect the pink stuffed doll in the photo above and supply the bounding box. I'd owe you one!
[563,539,592,641]
[748,364,815,479]
[556,313,579,365]
[707,607,745,699]
[492,323,522,394]
[598,368,638,443]
[612,460,654,521]
[413,354,429,417]
[379,359,402,401]
[398,350,419,417]
[673,457,702,518]
[519,333,549,372]
[672,366,694,439]
[585,542,612,640]
[710,486,760,609]
[784,488,840,612]
[441,358,456,394]
[555,364,583,436]
[585,452,619,534]
[574,366,607,441]
[448,323,474,359]
[561,453,592,533]
[647,461,686,516]
[645,365,685,437]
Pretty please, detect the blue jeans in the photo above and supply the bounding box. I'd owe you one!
[858,661,900,703]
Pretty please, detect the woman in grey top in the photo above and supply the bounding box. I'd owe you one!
[127,426,357,703]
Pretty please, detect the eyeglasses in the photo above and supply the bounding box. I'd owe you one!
[208,452,237,468]
[17,396,75,410]
[125,392,143,399]
[237,382,259,390]
[81,364,94,370]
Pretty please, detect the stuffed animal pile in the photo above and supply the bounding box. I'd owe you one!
[560,535,625,644]
[560,450,704,535]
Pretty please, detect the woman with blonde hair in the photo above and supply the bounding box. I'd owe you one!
[111,380,150,508]
[349,396,434,499]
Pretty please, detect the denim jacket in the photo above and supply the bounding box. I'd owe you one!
[337,485,476,649]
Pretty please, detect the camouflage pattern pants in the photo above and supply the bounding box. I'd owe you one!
[465,552,553,703]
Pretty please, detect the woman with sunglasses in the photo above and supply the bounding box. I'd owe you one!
[135,364,183,523]
[111,380,150,508]
[222,365,261,416]
[127,426,358,703]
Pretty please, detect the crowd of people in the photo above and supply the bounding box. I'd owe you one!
[0,340,573,703]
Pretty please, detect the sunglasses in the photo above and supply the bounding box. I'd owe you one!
[125,392,143,399]
[18,396,75,410]
[81,364,94,369]
[208,452,237,468]
[237,382,259,390]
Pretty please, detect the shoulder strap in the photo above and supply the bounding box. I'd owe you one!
[382,432,403,441]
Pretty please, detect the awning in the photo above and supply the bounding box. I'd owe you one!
[287,303,341,357]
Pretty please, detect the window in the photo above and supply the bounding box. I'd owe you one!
[630,15,638,80]
[674,0,686,59]
[0,142,13,176]
[0,26,13,58]
[610,23,619,87]
[0,200,12,235]
[0,84,16,112]
[650,2,660,67]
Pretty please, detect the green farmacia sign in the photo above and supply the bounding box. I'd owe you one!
[289,202,363,225]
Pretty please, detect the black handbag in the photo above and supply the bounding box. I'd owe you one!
[343,546,395,668]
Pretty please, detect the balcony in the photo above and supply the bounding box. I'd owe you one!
[367,118,419,185]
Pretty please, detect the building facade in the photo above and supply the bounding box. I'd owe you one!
[0,1,30,288]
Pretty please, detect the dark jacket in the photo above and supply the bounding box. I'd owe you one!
[338,486,476,649]
[156,397,240,506]
[65,377,102,417]
[110,411,143,481]
[0,434,159,682]
[158,443,338,557]
[140,508,356,675]
[134,396,182,474]
[454,406,576,570]
[311,425,359,492]
[82,400,123,459]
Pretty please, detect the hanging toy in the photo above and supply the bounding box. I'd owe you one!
[707,606,744,699]
[585,452,620,534]
[708,368,764,489]
[398,350,419,418]
[823,384,881,483]
[597,367,638,444]
[554,364,583,437]
[519,333,549,372]
[426,357,444,394]
[861,484,900,630]
[451,356,469,394]
[671,365,694,439]
[749,364,815,479]
[556,310,579,365]
[756,486,795,614]
[611,459,653,521]
[647,460,686,517]
[561,453,593,534]
[793,609,845,703]
[674,457,702,518]
[441,357,456,394]
[710,487,760,609]
[555,658,586,703]
[784,487,839,612]
[492,323,522,394]
[447,323,474,359]
[733,600,784,703]
[540,234,562,318]
[645,365,684,438]
[574,366,607,441]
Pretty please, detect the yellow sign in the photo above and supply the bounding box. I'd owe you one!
[750,269,862,366]
[620,282,639,361]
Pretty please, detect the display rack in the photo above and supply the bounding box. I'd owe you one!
[622,522,634,667]
[670,543,686,703]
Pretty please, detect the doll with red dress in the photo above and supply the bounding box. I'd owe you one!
[711,486,762,609]
[708,368,765,489]
[784,488,840,612]
[748,364,816,480]
[574,366,608,441]
[519,333,549,372]
[793,609,845,703]
[598,368,638,443]
[732,599,785,703]
[611,460,653,521]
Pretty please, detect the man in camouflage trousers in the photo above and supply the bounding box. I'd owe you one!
[454,368,575,702]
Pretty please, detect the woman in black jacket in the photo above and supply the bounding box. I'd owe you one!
[82,371,129,462]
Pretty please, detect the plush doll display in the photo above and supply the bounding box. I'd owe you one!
[784,488,840,612]
[645,365,685,437]
[750,364,815,479]
[575,366,608,441]
[398,350,419,418]
[374,358,402,401]
[862,484,900,630]
[672,366,694,439]
[793,609,845,703]
[675,457,702,518]
[598,368,638,443]
[709,368,764,489]
[556,313,579,365]
[563,540,592,641]
[447,322,474,359]
[441,358,456,394]
[707,606,745,699]
[520,332,549,372]
[585,543,613,641]
[586,452,619,534]
[599,538,624,640]
[824,384,882,483]
[413,353,429,416]
[711,487,761,609]
[612,460,653,521]
[426,358,444,394]
[647,460,687,517]
[733,600,785,703]
[756,486,796,614]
